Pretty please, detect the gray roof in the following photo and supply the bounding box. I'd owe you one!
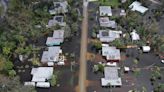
[104,67,120,79]
[99,17,117,28]
[101,67,122,86]
[49,1,68,15]
[47,16,66,27]
[98,30,122,42]
[46,30,64,46]
[41,47,62,63]
[99,6,112,16]
[102,46,121,60]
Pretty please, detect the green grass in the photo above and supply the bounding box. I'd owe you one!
[99,0,120,7]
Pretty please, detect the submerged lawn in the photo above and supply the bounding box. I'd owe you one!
[99,0,120,7]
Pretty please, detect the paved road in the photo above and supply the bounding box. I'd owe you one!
[78,0,88,92]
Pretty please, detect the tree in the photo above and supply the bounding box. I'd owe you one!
[92,40,102,50]
[2,47,11,56]
[0,55,5,71]
[71,22,78,34]
[70,8,78,22]
[0,75,36,92]
[50,71,59,86]
[8,70,16,77]
[142,86,147,92]
[91,30,97,38]
[93,64,105,73]
[111,39,125,48]
[64,25,72,38]
[31,54,40,66]
[154,83,164,92]
[3,61,14,72]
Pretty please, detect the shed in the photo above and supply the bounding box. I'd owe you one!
[130,30,140,41]
[36,82,50,88]
[24,82,35,86]
[142,46,150,52]
[124,67,130,72]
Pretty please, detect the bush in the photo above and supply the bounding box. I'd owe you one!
[50,74,58,86]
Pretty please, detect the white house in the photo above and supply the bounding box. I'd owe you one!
[49,1,68,15]
[101,67,122,86]
[46,30,64,46]
[129,1,148,14]
[130,30,140,41]
[99,6,112,16]
[31,67,53,82]
[102,46,121,61]
[99,17,117,28]
[97,30,122,42]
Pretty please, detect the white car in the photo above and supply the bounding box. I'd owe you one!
[161,60,164,64]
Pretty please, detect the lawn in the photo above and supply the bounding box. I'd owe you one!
[99,0,120,7]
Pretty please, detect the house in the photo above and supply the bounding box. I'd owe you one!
[97,30,122,42]
[142,46,151,52]
[47,16,66,28]
[102,46,121,62]
[46,30,64,46]
[99,17,117,28]
[31,67,53,82]
[101,67,122,87]
[49,1,68,15]
[130,30,140,41]
[129,1,148,14]
[99,6,112,16]
[41,46,64,65]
